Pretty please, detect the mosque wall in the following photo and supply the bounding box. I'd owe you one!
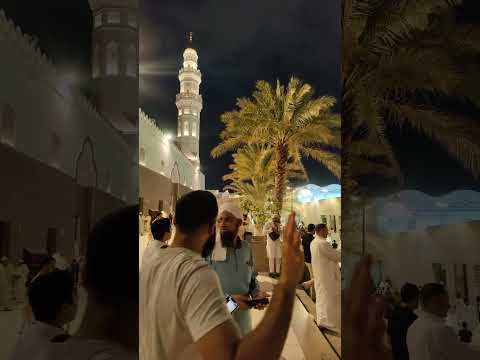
[0,143,126,261]
[368,220,480,304]
[139,109,205,214]
[296,197,341,231]
[0,11,136,262]
[0,10,137,204]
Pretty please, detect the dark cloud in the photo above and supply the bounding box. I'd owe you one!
[140,0,341,189]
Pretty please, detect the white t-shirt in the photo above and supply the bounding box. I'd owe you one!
[140,247,234,360]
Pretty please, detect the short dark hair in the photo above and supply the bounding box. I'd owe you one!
[420,283,447,307]
[174,191,218,235]
[244,231,253,238]
[401,283,420,303]
[85,206,138,307]
[316,223,327,232]
[307,224,315,232]
[151,218,171,241]
[28,270,74,323]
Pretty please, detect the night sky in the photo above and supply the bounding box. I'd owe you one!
[2,1,478,195]
[139,0,342,190]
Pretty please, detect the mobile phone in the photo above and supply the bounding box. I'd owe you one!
[245,298,270,307]
[225,294,239,313]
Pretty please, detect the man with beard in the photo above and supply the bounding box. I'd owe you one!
[140,190,306,360]
[206,203,269,336]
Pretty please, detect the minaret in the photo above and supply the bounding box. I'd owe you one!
[176,32,203,169]
[89,0,139,135]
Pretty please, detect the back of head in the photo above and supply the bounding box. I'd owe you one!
[420,283,447,308]
[150,217,171,241]
[28,270,74,324]
[315,223,327,234]
[85,206,138,308]
[174,191,218,235]
[307,224,316,233]
[401,283,419,304]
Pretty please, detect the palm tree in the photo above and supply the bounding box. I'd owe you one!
[212,77,341,213]
[342,0,480,193]
[223,145,307,222]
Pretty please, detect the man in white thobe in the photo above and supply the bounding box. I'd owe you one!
[0,257,13,311]
[14,260,30,303]
[263,215,283,278]
[407,283,480,360]
[311,223,341,333]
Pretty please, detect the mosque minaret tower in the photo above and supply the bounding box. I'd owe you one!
[176,32,203,170]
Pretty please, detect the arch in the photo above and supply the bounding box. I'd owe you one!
[191,121,197,137]
[183,120,189,136]
[51,132,62,168]
[74,136,98,189]
[1,104,15,146]
[93,44,101,78]
[126,44,137,77]
[139,147,146,165]
[170,161,181,184]
[106,41,119,75]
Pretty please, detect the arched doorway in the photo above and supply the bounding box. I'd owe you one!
[74,137,98,256]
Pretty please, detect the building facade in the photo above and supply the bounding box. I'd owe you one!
[0,3,138,261]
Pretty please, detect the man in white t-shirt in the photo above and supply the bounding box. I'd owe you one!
[140,190,305,360]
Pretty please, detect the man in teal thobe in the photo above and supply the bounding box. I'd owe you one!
[206,203,268,336]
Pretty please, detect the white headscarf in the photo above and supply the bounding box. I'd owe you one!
[211,203,244,261]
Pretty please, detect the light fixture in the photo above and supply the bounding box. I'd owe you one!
[164,134,172,142]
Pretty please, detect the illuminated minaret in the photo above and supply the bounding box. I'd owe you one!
[176,32,202,169]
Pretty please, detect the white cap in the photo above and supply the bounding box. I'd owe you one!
[219,202,244,220]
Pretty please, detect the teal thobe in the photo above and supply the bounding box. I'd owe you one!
[206,239,260,336]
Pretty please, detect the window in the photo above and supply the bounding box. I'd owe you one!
[139,147,146,165]
[93,45,101,78]
[107,10,121,24]
[106,41,119,75]
[185,108,190,115]
[128,13,137,27]
[94,13,102,28]
[192,122,196,137]
[1,104,15,146]
[177,123,182,137]
[183,121,189,136]
[126,45,137,77]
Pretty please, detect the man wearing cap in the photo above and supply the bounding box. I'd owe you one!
[205,202,269,336]
[263,215,283,278]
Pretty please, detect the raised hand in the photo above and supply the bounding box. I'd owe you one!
[343,255,392,360]
[279,212,304,289]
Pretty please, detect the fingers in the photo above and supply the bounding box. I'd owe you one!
[366,296,386,346]
[285,212,299,248]
[347,255,373,329]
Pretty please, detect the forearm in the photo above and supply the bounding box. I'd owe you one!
[235,283,296,360]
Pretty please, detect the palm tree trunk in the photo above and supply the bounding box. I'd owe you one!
[274,144,289,215]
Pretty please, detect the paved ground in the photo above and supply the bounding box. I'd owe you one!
[0,302,23,359]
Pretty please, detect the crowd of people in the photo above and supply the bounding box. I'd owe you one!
[383,280,480,360]
[4,189,429,360]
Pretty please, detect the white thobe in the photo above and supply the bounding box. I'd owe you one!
[310,237,341,332]
[0,264,10,309]
[263,222,282,259]
[407,311,480,360]
[15,264,29,302]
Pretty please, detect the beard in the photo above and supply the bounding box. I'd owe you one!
[201,232,216,258]
[220,231,237,248]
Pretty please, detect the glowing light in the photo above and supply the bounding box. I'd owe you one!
[164,134,172,142]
